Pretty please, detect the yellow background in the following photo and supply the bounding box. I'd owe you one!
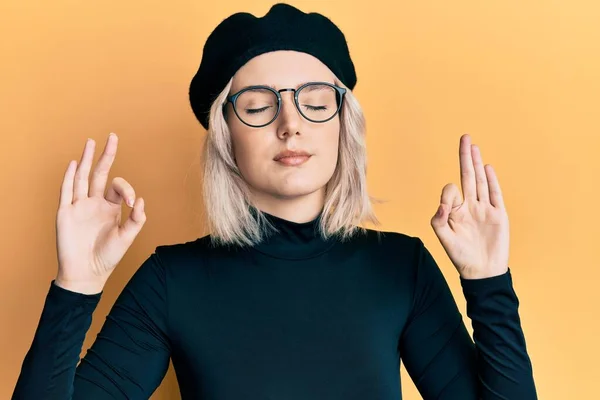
[1,0,599,398]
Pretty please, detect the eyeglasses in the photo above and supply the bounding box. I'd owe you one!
[224,82,347,128]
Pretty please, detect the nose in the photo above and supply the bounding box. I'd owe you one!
[275,90,302,139]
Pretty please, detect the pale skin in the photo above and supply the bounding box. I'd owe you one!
[430,134,510,280]
[226,51,341,223]
[54,52,509,295]
[55,134,146,294]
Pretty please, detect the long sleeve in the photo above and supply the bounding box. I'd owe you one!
[13,251,171,399]
[399,238,537,399]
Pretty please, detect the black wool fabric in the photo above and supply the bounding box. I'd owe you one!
[189,3,358,130]
[14,212,537,399]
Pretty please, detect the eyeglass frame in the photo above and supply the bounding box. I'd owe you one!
[223,81,347,128]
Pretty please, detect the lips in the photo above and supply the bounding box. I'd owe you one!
[274,150,311,160]
[274,150,312,166]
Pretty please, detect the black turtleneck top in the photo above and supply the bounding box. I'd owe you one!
[13,212,537,399]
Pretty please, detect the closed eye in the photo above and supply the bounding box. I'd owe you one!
[303,105,328,111]
[246,106,272,114]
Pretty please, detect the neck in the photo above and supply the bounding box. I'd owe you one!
[249,206,336,260]
[249,188,326,223]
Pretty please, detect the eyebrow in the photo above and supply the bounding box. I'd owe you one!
[240,81,334,91]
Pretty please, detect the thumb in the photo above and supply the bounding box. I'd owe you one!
[119,197,147,244]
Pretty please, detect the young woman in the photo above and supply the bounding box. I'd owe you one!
[13,3,537,399]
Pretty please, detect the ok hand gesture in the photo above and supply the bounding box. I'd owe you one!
[430,134,509,280]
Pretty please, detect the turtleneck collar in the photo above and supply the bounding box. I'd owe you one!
[251,209,337,260]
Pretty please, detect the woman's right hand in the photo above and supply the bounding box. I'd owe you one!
[54,133,147,294]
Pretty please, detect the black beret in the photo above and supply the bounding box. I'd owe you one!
[188,3,357,130]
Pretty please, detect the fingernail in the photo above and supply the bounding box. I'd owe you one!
[127,198,134,207]
[436,205,443,217]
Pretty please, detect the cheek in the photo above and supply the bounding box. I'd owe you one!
[319,124,341,170]
[229,125,270,171]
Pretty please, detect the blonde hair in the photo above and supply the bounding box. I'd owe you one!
[201,76,380,247]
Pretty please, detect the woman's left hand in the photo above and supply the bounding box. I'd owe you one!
[430,134,510,280]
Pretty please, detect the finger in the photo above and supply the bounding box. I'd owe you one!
[59,160,77,208]
[485,164,505,209]
[432,183,462,226]
[73,138,96,202]
[119,197,147,244]
[89,133,118,198]
[105,177,136,207]
[471,144,489,203]
[459,134,477,201]
[440,182,463,211]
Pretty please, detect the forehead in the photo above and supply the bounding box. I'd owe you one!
[230,51,336,92]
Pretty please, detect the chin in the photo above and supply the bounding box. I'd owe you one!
[266,175,330,199]
[272,182,324,199]
[244,167,335,201]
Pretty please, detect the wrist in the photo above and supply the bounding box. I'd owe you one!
[460,267,509,280]
[54,276,106,295]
